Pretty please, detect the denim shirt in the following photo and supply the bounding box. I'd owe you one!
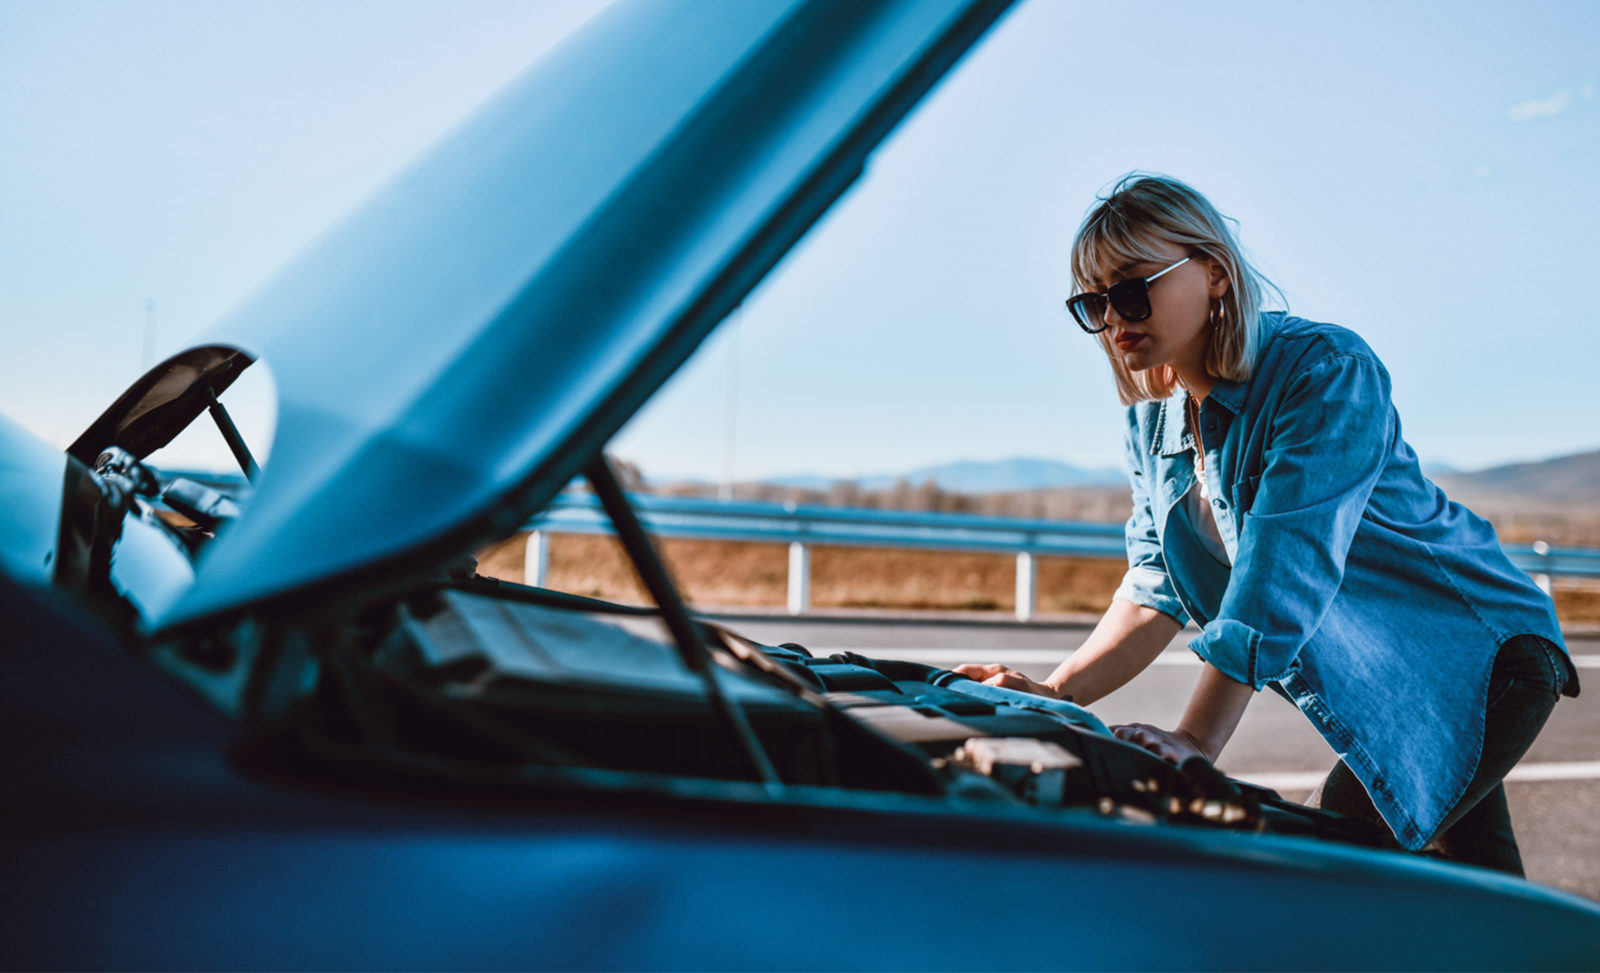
[1113,313,1576,850]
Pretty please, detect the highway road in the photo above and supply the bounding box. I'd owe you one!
[713,612,1600,904]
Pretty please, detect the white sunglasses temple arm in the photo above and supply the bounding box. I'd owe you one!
[1145,255,1191,283]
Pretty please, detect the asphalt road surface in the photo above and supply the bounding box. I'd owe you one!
[713,612,1600,904]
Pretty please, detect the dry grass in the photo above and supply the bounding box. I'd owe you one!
[475,533,1122,615]
[475,532,1600,625]
[1554,581,1600,625]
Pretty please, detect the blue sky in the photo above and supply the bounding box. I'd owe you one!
[3,0,1597,484]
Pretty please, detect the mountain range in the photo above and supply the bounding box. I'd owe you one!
[653,449,1599,502]
[1433,449,1600,505]
[759,457,1126,493]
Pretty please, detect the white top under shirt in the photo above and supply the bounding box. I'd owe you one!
[1187,451,1232,566]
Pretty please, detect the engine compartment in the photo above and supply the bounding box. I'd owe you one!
[31,442,1387,854]
[218,580,1387,850]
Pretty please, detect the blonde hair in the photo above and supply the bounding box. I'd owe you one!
[1070,173,1279,404]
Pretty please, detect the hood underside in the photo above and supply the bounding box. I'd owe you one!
[76,0,1013,630]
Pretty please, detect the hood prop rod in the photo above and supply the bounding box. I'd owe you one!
[204,385,260,483]
[583,453,783,796]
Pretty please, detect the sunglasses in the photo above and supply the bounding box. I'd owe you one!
[1065,255,1191,334]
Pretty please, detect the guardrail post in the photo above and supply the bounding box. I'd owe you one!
[524,530,550,588]
[1015,550,1037,622]
[787,541,811,615]
[1533,540,1552,595]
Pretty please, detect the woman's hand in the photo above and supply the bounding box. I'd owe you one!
[1110,723,1212,765]
[951,664,1059,698]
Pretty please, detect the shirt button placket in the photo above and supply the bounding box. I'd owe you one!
[1210,480,1236,551]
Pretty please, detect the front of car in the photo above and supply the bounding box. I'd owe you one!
[5,0,1600,968]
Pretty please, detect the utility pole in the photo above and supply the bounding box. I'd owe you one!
[720,309,739,503]
[142,298,158,369]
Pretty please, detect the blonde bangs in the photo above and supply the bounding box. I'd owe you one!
[1071,217,1180,296]
[1068,173,1278,406]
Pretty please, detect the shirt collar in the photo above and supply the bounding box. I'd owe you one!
[1150,312,1286,455]
[1209,310,1288,414]
[1152,313,1286,454]
[1207,374,1247,414]
[1153,373,1244,457]
[1155,387,1194,457]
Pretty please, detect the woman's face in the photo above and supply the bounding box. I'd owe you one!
[1093,237,1226,378]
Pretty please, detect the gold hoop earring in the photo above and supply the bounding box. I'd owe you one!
[1208,298,1226,328]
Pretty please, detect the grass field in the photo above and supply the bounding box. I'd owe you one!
[476,532,1600,624]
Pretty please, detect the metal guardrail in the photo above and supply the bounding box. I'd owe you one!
[523,493,1125,620]
[1514,541,1600,594]
[523,492,1600,620]
[150,470,1600,618]
[525,494,1126,553]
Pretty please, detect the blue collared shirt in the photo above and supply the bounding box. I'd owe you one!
[1113,312,1575,850]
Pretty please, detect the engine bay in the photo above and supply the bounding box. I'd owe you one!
[33,438,1387,855]
[217,577,1388,850]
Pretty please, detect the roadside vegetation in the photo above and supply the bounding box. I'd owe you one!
[476,532,1600,625]
[477,468,1600,623]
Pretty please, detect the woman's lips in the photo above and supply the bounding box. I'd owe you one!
[1115,332,1146,351]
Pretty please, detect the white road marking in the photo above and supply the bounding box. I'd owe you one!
[1503,761,1600,782]
[817,648,1600,670]
[1243,762,1600,793]
[812,647,1201,666]
[1237,771,1326,791]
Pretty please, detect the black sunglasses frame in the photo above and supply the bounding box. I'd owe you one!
[1065,255,1191,334]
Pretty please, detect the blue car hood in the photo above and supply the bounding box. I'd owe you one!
[72,0,1013,630]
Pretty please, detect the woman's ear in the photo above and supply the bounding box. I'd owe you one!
[1206,256,1231,299]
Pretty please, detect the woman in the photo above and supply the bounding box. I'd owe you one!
[956,174,1577,875]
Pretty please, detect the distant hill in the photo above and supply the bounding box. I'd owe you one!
[760,456,1125,494]
[747,450,1600,501]
[642,447,1600,523]
[1436,449,1600,505]
[635,447,1600,542]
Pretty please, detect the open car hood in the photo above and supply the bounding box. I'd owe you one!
[73,0,1013,630]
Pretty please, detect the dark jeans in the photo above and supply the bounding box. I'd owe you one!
[1309,634,1571,876]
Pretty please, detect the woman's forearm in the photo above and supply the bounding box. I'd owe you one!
[1045,597,1183,705]
[1175,663,1255,762]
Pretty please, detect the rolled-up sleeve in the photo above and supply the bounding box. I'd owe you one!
[1191,352,1392,689]
[1113,410,1190,626]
